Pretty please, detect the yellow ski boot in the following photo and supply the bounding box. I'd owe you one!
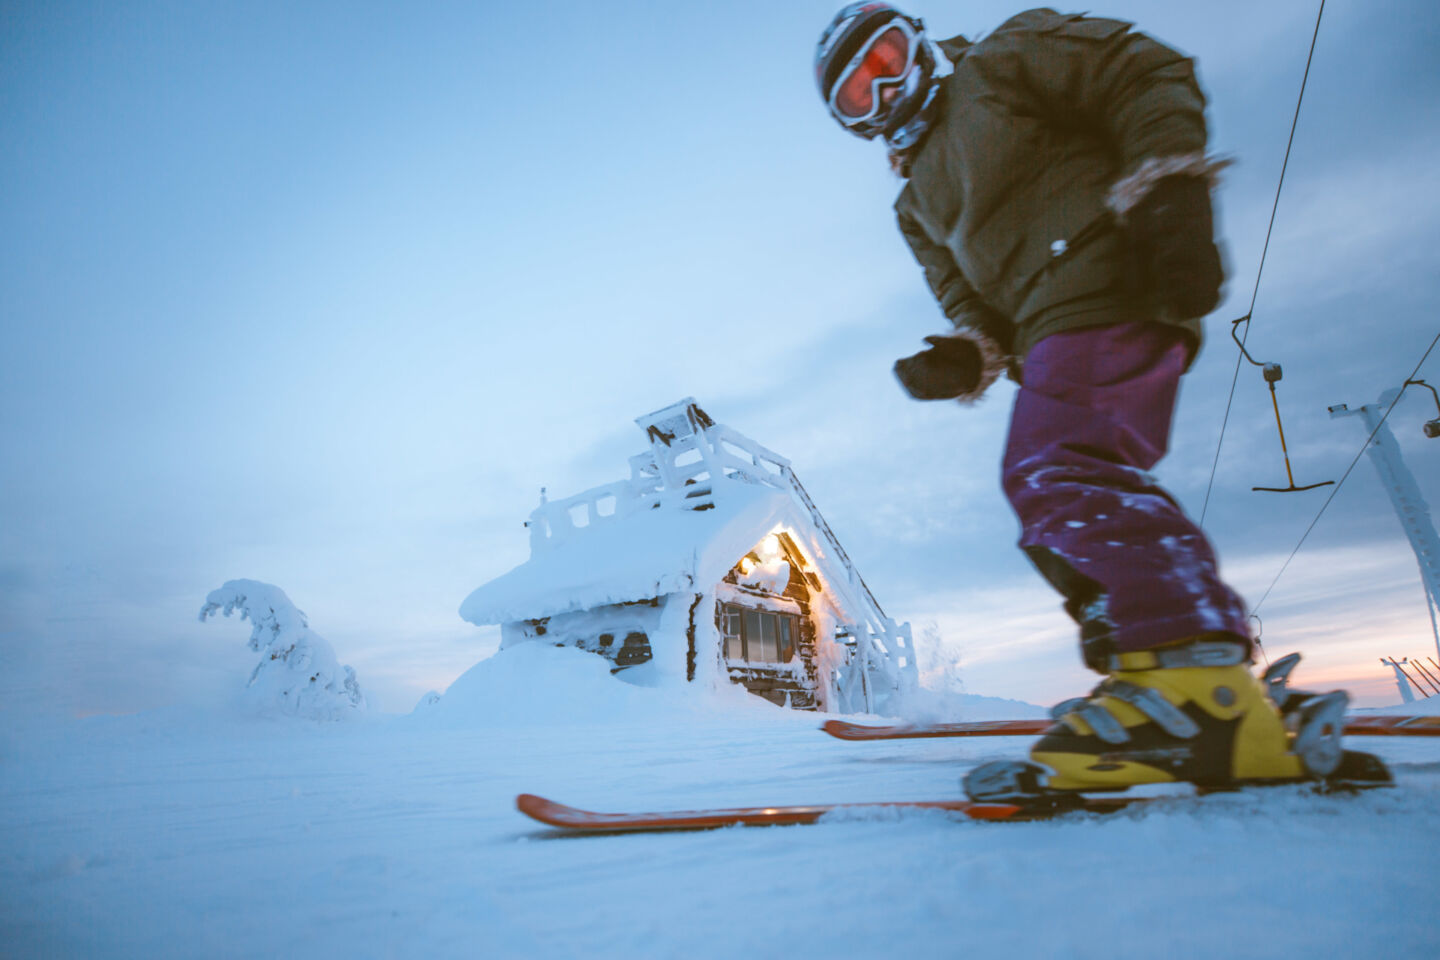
[964,641,1389,804]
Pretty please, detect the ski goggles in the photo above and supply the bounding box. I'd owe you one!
[827,19,921,126]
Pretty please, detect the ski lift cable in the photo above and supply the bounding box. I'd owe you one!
[1199,0,1328,525]
[1250,330,1440,615]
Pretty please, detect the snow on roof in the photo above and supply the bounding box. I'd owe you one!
[459,398,887,632]
[460,478,814,625]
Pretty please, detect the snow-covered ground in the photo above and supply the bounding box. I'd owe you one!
[3,645,1437,960]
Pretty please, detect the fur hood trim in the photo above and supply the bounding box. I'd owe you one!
[953,327,1009,406]
[1107,154,1233,220]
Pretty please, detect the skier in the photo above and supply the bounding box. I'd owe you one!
[814,4,1364,801]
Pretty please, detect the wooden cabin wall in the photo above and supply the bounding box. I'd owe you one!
[716,533,822,710]
[505,599,664,672]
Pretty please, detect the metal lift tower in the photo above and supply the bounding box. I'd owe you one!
[1329,387,1440,678]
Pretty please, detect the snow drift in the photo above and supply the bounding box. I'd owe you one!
[407,643,754,728]
[200,579,366,720]
[409,641,1044,730]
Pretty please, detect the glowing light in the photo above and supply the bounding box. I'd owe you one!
[759,534,782,560]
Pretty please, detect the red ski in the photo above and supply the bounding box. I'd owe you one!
[517,756,1393,834]
[821,714,1440,742]
[822,718,1048,740]
[514,792,1128,833]
[1343,714,1440,736]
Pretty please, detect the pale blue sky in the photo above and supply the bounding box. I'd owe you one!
[3,0,1438,714]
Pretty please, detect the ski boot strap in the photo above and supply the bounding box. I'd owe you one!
[1106,639,1248,673]
[1051,678,1203,744]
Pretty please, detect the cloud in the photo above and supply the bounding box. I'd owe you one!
[1228,140,1440,310]
[899,538,1438,711]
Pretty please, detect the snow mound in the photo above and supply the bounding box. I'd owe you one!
[409,642,798,728]
[409,643,667,727]
[200,579,366,721]
[413,642,1048,730]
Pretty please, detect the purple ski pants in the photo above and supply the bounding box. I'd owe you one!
[1001,322,1250,668]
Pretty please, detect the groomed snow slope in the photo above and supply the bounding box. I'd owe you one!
[3,645,1437,960]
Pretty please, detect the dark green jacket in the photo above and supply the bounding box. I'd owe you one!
[895,8,1212,367]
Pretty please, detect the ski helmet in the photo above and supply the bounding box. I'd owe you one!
[815,2,935,141]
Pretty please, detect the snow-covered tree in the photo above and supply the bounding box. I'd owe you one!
[200,579,366,720]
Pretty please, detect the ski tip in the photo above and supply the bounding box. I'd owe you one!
[516,793,578,827]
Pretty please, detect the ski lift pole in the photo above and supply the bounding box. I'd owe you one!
[1425,578,1440,667]
[1408,381,1440,658]
[1382,658,1417,704]
[1264,376,1300,490]
[1330,384,1440,663]
[1229,316,1335,493]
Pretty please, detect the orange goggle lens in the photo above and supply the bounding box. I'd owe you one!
[832,26,913,120]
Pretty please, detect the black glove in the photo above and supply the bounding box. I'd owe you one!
[893,335,985,401]
[1126,175,1224,319]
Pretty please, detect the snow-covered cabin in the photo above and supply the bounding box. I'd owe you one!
[459,399,919,713]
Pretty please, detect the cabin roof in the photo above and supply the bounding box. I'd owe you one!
[459,478,825,625]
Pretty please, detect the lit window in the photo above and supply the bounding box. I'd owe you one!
[721,603,797,664]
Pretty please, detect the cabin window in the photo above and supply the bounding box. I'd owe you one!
[721,603,797,664]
